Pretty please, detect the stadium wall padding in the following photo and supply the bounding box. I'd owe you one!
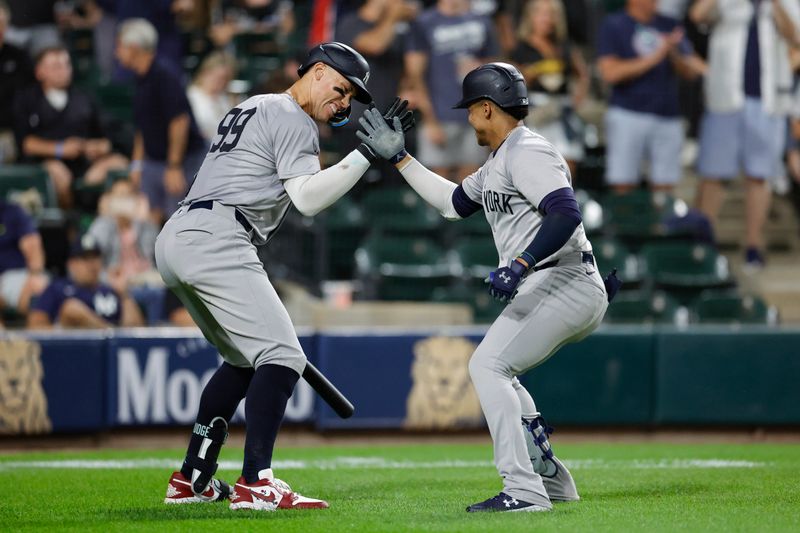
[2,326,799,434]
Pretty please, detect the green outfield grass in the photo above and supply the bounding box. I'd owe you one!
[1,441,799,532]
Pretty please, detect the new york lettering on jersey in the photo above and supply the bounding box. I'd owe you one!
[482,189,514,214]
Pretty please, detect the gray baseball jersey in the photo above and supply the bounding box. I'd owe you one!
[459,126,591,266]
[155,92,320,375]
[455,125,606,507]
[183,93,321,244]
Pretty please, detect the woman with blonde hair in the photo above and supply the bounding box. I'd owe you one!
[187,51,239,141]
[511,0,589,177]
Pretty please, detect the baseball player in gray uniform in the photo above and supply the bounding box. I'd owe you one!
[356,62,618,512]
[156,42,412,511]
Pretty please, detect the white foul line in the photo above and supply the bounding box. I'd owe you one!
[0,457,768,471]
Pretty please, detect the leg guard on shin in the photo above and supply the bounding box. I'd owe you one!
[522,415,558,478]
[186,416,229,495]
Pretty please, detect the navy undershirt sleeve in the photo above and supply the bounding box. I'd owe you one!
[520,187,582,265]
[452,185,482,218]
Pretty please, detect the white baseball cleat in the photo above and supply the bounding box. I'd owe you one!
[163,471,231,504]
[229,468,329,511]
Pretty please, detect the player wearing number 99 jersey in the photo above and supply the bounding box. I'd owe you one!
[155,42,410,510]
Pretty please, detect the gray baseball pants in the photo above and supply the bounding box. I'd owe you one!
[155,202,306,375]
[469,253,608,507]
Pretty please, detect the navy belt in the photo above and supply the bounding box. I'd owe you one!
[188,200,254,235]
[533,251,594,272]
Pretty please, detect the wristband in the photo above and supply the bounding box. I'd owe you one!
[130,160,143,172]
[517,251,536,270]
[389,149,408,165]
[54,142,64,159]
[167,162,182,169]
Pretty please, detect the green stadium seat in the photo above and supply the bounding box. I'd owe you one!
[432,285,505,324]
[603,190,692,245]
[0,165,57,212]
[362,187,443,235]
[355,235,452,301]
[449,237,497,280]
[640,242,733,302]
[591,237,642,286]
[93,82,135,123]
[575,189,604,235]
[318,196,367,280]
[690,290,777,325]
[603,290,687,325]
[455,212,492,236]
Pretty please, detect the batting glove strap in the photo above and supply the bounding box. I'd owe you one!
[389,149,408,164]
[356,143,378,163]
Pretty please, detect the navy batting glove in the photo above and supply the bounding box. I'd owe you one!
[487,259,528,303]
[603,268,622,303]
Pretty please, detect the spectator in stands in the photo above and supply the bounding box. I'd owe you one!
[0,199,47,321]
[87,179,158,281]
[163,288,195,326]
[87,179,164,324]
[27,234,144,328]
[4,0,60,56]
[0,0,33,164]
[187,51,238,142]
[512,0,590,178]
[405,0,500,183]
[114,0,195,78]
[336,0,419,186]
[209,0,295,50]
[115,18,207,225]
[596,0,705,194]
[13,45,129,208]
[691,0,800,270]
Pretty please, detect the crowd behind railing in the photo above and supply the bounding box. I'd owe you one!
[0,0,798,329]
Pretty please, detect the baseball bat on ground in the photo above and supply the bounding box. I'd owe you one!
[302,362,355,419]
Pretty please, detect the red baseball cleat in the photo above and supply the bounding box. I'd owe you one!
[164,471,231,504]
[229,468,329,511]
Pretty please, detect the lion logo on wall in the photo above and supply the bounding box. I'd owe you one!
[404,336,484,429]
[0,339,52,434]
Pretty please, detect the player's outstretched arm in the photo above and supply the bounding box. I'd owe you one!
[356,107,464,220]
[284,100,415,216]
[283,150,371,216]
[395,156,462,220]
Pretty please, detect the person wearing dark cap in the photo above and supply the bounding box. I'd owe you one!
[155,41,412,509]
[27,234,143,329]
[356,62,613,512]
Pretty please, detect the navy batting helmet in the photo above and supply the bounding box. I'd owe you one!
[298,42,372,104]
[452,62,528,110]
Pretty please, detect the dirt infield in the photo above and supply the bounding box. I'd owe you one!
[2,426,800,454]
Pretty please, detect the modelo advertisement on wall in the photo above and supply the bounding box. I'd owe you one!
[106,330,317,427]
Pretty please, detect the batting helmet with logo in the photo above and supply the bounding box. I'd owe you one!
[298,42,373,104]
[452,62,529,110]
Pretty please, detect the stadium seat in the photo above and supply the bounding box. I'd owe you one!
[457,212,492,234]
[0,165,57,212]
[575,189,604,236]
[355,235,452,301]
[603,290,687,326]
[432,285,505,324]
[449,237,497,280]
[93,82,135,123]
[362,187,443,236]
[319,196,367,280]
[690,290,778,325]
[591,237,642,286]
[603,190,694,246]
[640,242,733,303]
